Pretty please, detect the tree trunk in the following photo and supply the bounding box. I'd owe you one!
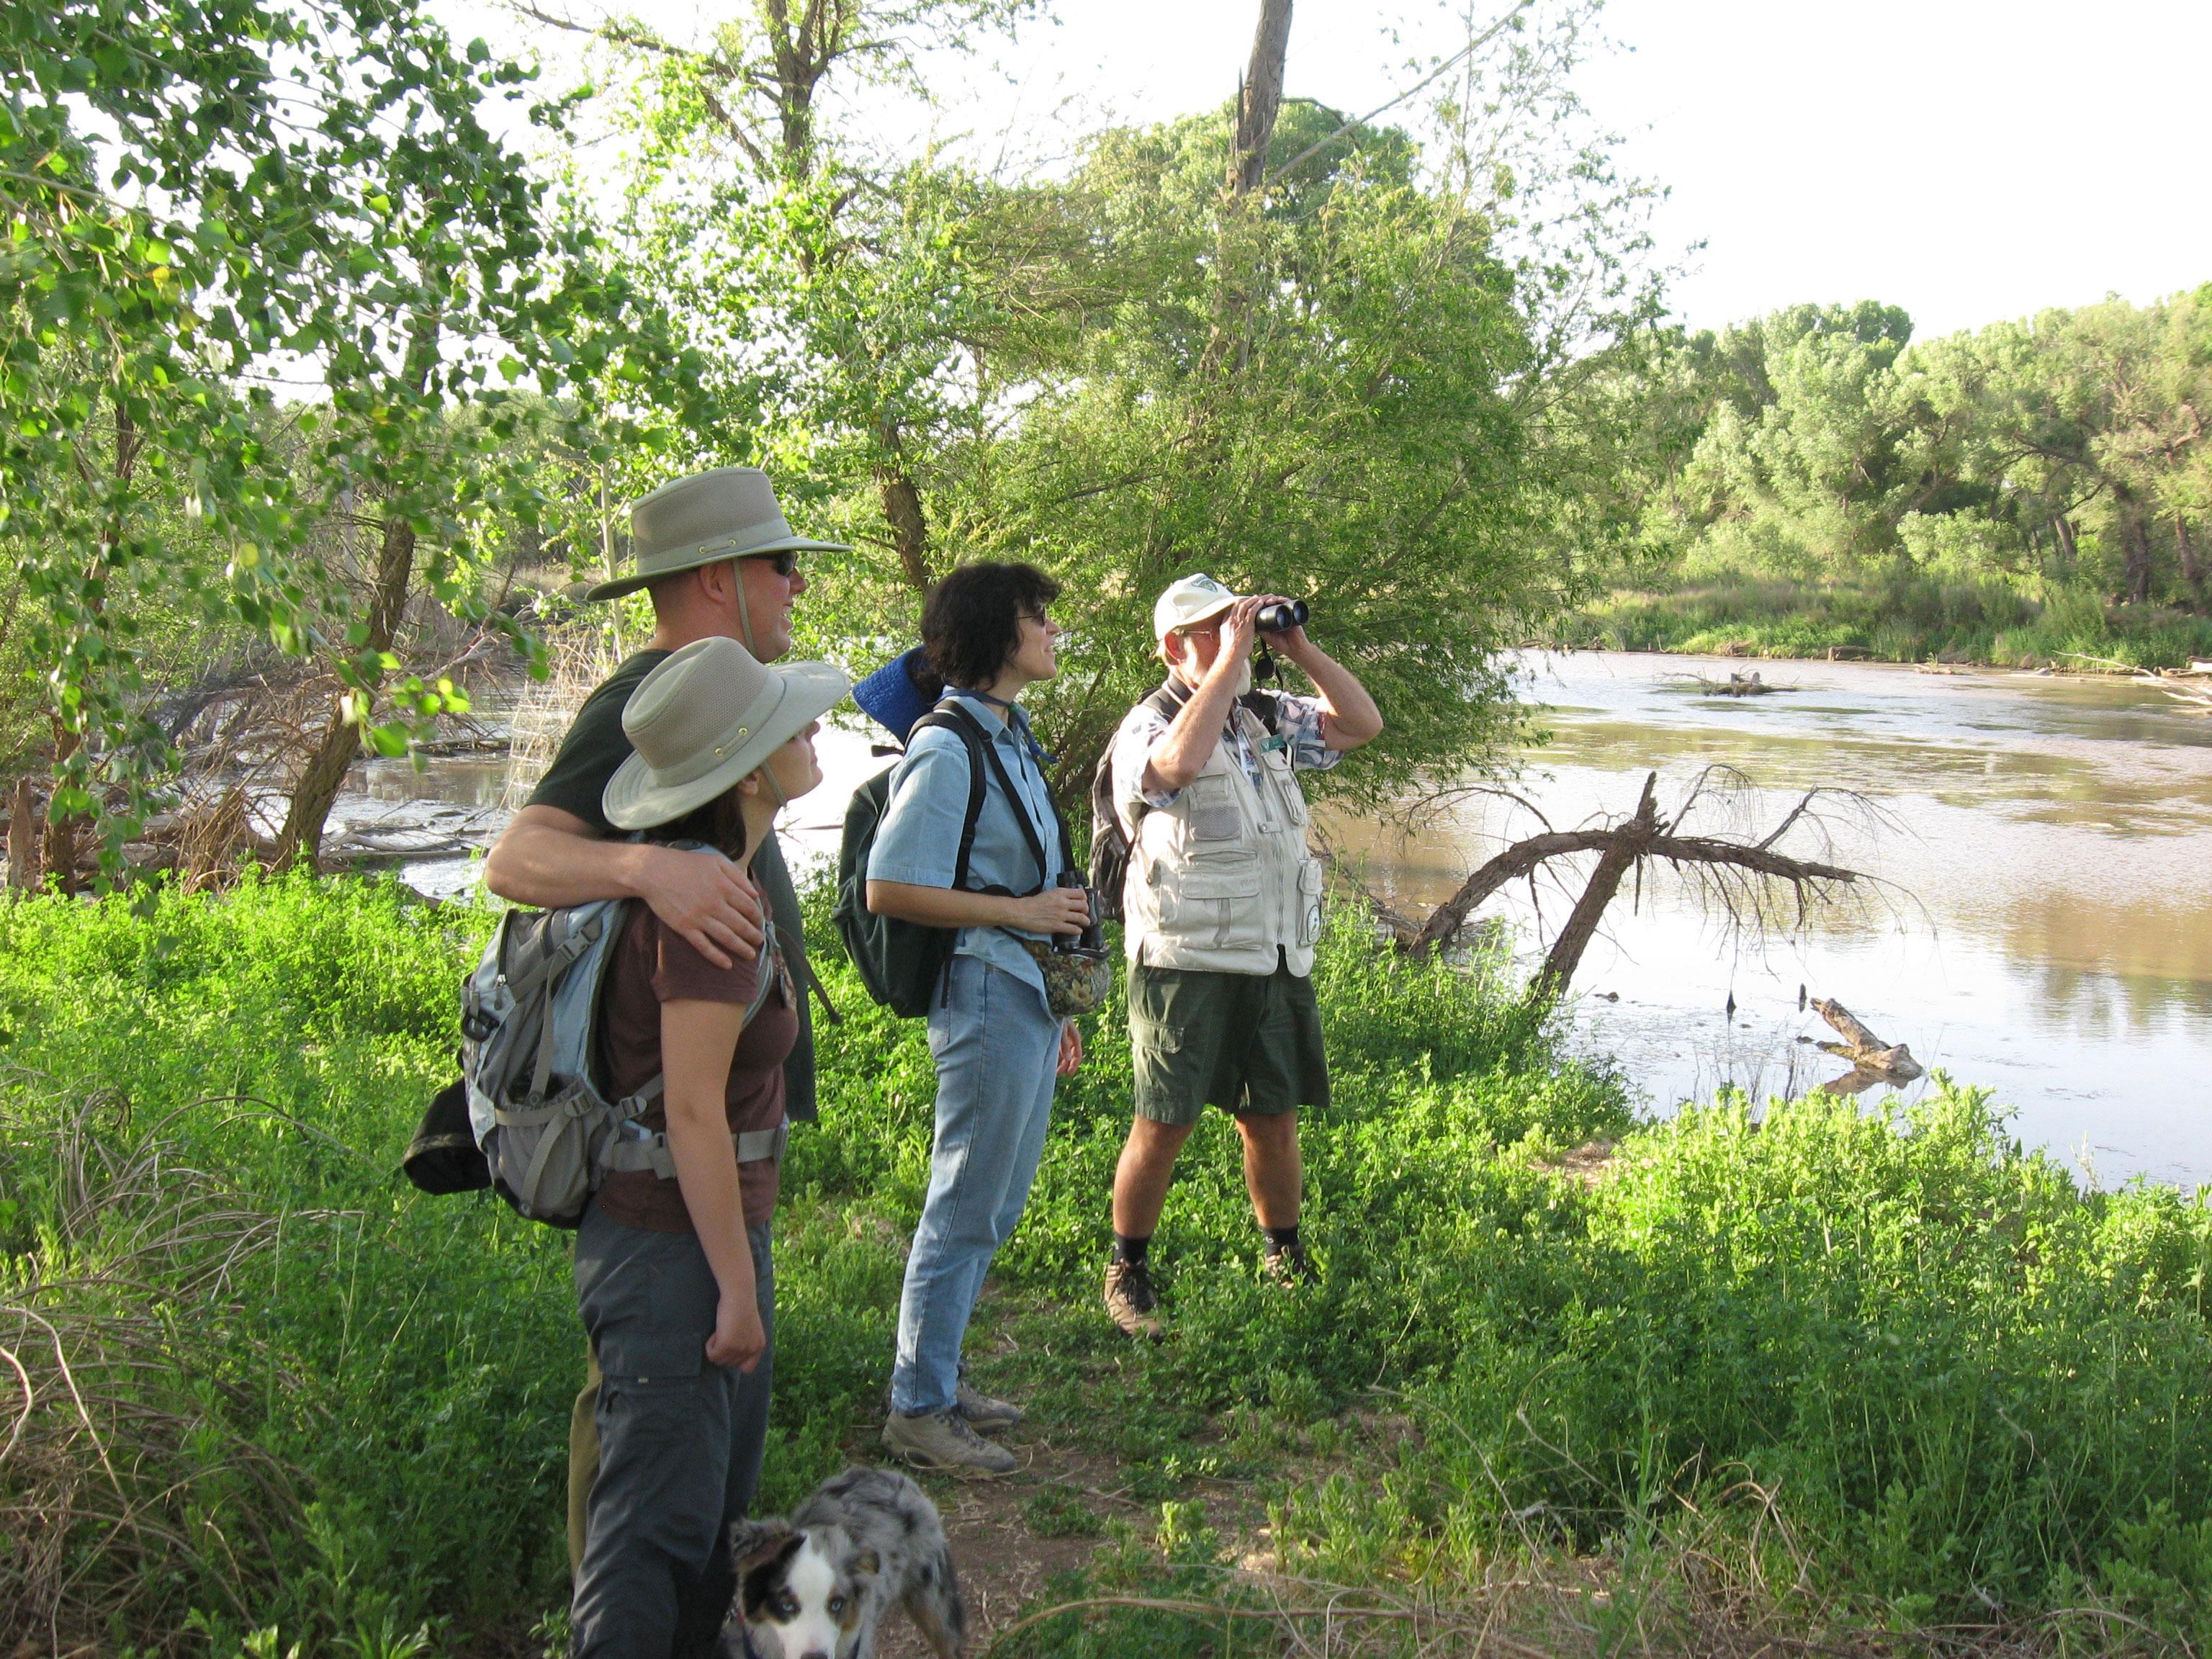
[2177,515,2206,610]
[274,510,420,869]
[1228,0,1295,195]
[876,422,932,590]
[2051,513,2080,580]
[1201,0,1295,379]
[1531,773,1657,999]
[2125,513,2155,605]
[42,403,143,892]
[9,776,41,889]
[40,721,81,893]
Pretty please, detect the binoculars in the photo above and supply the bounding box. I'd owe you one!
[1256,598,1310,634]
[1053,873,1109,958]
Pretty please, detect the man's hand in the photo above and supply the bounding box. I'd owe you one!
[1211,595,1262,682]
[1057,1018,1084,1076]
[708,1287,768,1372]
[1011,884,1092,938]
[637,846,765,968]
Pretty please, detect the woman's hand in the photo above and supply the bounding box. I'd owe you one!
[1058,1018,1084,1076]
[1012,884,1092,938]
[708,1287,768,1372]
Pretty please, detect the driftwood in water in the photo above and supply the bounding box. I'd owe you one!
[1675,670,1794,698]
[1395,770,1871,1001]
[1810,997,1923,1082]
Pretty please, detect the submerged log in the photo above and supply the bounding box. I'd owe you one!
[1810,997,1923,1082]
[1668,671,1795,697]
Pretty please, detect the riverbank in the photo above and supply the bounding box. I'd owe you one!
[1561,574,2212,670]
[4,873,2211,1655]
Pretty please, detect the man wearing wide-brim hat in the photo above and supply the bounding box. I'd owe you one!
[480,464,848,1595]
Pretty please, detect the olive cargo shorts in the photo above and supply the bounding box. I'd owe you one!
[1128,956,1329,1125]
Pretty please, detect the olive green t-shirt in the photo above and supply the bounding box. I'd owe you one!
[527,648,818,1120]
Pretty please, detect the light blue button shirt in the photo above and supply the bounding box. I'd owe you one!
[867,693,1063,1004]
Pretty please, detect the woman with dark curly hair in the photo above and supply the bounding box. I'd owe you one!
[864,561,1091,1473]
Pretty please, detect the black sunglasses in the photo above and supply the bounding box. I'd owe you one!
[742,549,801,577]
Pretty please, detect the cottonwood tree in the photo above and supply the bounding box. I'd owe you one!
[1619,289,2211,619]
[520,0,1049,603]
[523,0,1665,803]
[1,0,680,881]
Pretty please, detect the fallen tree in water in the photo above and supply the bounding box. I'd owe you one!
[1385,770,1874,1000]
[1812,997,1923,1079]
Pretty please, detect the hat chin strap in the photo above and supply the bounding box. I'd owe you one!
[731,560,758,656]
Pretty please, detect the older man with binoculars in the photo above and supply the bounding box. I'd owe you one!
[1098,574,1382,1338]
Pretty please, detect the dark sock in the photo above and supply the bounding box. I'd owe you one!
[1111,1232,1151,1266]
[1262,1224,1301,1256]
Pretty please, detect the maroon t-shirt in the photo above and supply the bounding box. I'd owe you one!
[593,906,799,1232]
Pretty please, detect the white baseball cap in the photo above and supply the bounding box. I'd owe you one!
[1153,573,1240,639]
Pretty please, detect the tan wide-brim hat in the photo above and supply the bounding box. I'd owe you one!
[585,466,850,602]
[603,636,852,830]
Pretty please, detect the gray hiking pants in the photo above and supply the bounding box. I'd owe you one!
[570,1205,775,1659]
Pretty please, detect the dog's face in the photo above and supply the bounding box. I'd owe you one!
[729,1521,879,1659]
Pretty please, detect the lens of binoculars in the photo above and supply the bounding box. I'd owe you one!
[1256,598,1310,633]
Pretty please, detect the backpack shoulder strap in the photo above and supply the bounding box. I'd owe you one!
[909,702,992,892]
[939,700,1059,889]
[1143,678,1192,720]
[1107,678,1197,838]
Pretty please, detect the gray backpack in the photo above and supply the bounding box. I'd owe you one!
[460,880,781,1226]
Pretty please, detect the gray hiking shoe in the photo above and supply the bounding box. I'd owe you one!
[1103,1257,1164,1339]
[881,1408,1017,1475]
[955,1362,1022,1432]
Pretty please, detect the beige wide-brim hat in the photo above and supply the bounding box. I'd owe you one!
[1153,572,1240,639]
[603,636,852,830]
[584,467,850,603]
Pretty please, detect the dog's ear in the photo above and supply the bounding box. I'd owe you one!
[850,1549,881,1581]
[727,1518,800,1573]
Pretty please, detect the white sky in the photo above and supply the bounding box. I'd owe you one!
[444,0,2212,343]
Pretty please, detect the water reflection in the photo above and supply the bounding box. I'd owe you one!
[1324,652,2212,1185]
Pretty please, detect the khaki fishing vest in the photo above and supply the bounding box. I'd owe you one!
[1123,703,1326,976]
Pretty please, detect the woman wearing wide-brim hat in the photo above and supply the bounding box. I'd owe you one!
[569,635,848,1659]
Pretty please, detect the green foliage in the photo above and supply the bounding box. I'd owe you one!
[1271,1089,2212,1638]
[7,872,2211,1648]
[557,2,1661,801]
[1,0,688,868]
[1602,289,2212,648]
[1576,572,2212,667]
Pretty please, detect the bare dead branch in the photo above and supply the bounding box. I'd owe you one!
[1401,769,1877,1004]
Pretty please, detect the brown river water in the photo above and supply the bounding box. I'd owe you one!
[359,650,2212,1187]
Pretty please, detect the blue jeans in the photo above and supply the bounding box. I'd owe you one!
[890,954,1060,1416]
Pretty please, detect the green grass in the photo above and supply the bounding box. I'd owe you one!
[3,872,2211,1654]
[1566,573,2212,670]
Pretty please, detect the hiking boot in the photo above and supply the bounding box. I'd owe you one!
[881,1408,1017,1475]
[955,1362,1022,1433]
[1102,1257,1164,1339]
[1261,1241,1318,1286]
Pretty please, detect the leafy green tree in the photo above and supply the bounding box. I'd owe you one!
[2,0,678,880]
